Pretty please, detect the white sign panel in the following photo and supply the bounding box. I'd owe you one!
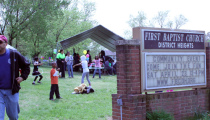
[145,53,206,90]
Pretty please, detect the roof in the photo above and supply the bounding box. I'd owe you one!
[105,50,116,56]
[59,25,125,52]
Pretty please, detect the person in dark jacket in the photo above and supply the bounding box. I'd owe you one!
[0,35,30,120]
[99,50,105,63]
[99,50,113,64]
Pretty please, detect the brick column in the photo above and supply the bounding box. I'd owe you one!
[115,40,141,94]
[206,43,210,88]
[112,40,146,120]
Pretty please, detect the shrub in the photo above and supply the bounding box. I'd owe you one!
[185,106,210,120]
[146,110,174,120]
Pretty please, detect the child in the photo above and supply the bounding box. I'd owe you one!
[32,57,43,84]
[73,55,91,88]
[92,55,102,78]
[49,62,62,101]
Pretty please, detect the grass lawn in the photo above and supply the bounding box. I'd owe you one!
[5,66,117,120]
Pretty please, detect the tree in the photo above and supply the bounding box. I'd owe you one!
[126,10,188,39]
[20,13,51,57]
[81,0,96,21]
[0,0,69,46]
[166,21,173,29]
[0,3,7,35]
[206,32,210,41]
[153,10,170,28]
[127,11,147,28]
[123,30,132,39]
[175,14,188,29]
[36,0,97,58]
[62,0,98,56]
[25,0,96,57]
[128,10,188,29]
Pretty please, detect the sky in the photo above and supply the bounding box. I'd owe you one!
[88,0,210,38]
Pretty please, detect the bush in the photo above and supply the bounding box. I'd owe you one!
[185,107,210,120]
[202,113,210,120]
[146,110,174,120]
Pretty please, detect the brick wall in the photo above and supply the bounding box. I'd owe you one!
[112,94,146,120]
[116,44,141,95]
[112,40,210,120]
[146,89,209,120]
[112,90,209,120]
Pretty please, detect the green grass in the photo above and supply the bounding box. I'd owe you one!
[5,66,117,120]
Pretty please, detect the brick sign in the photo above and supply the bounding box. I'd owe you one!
[143,30,205,49]
[145,53,206,90]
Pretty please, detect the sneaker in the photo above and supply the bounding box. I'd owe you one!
[32,82,35,85]
[87,88,90,93]
[49,99,54,101]
[37,81,41,83]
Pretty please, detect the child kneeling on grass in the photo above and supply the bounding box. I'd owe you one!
[73,55,92,88]
[49,62,62,101]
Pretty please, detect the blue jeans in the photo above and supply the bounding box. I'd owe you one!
[0,89,20,120]
[67,64,73,77]
[93,68,101,78]
[81,72,91,85]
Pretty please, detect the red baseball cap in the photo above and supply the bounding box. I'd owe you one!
[0,35,8,43]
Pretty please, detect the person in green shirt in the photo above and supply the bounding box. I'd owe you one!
[56,49,65,78]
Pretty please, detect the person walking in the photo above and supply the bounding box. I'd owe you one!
[0,35,30,120]
[73,55,92,87]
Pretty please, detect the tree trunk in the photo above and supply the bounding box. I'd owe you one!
[32,52,41,58]
[9,34,14,46]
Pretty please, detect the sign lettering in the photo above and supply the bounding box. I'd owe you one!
[143,31,204,49]
[145,53,206,89]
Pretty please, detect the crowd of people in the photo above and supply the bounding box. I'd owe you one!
[31,49,116,102]
[54,49,116,79]
[0,34,117,120]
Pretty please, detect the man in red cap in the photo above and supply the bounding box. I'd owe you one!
[0,35,30,120]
